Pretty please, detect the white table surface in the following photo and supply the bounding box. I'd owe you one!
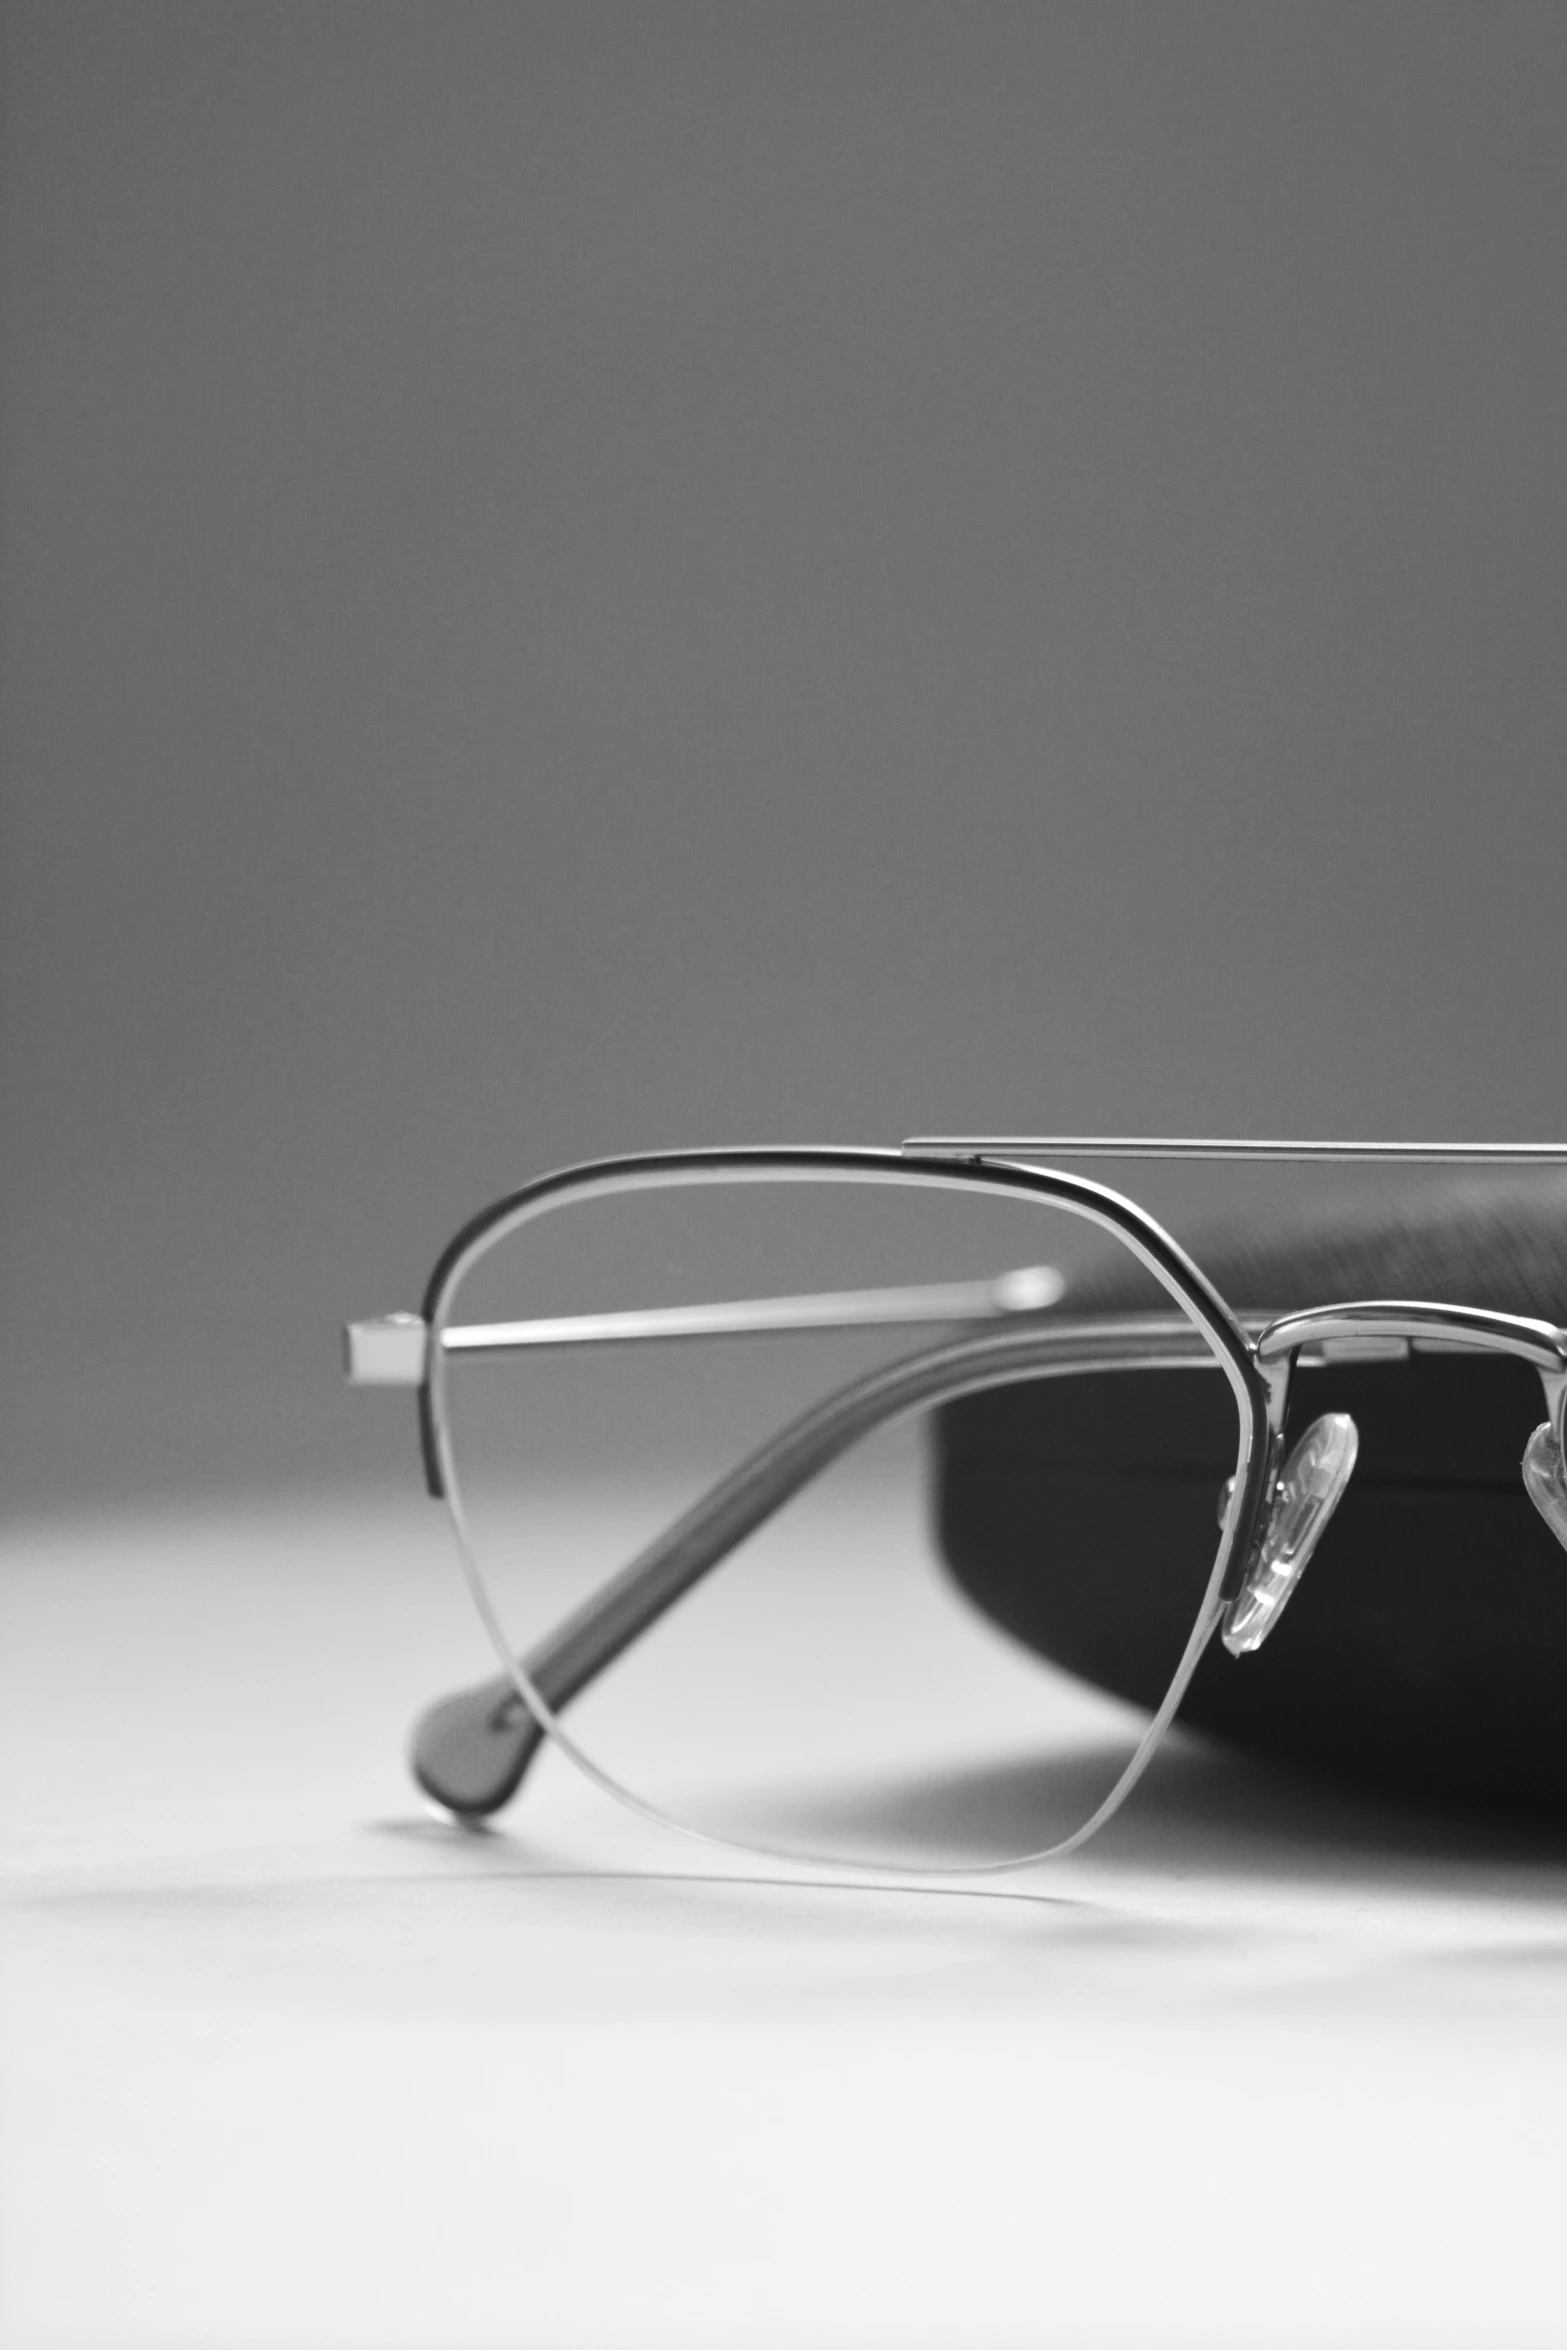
[4,1495,1567,2350]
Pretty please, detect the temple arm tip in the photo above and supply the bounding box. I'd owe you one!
[409,1677,548,1820]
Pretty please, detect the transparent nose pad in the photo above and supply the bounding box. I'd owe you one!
[1222,1413,1359,1658]
[1522,1422,1567,1551]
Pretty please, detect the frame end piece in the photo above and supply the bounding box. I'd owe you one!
[344,1313,428,1386]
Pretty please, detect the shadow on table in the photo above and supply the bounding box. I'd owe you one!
[811,1729,1567,1897]
[382,1725,1567,1908]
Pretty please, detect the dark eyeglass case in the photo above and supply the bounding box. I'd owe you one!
[935,1179,1567,1817]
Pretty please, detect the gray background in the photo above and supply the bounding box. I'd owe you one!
[3,2,1563,1512]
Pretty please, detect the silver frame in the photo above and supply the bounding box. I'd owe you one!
[903,1138,1567,1165]
[345,1140,1567,1870]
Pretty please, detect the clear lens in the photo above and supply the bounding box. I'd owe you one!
[435,1164,1245,1872]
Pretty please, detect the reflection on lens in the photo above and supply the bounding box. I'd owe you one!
[436,1167,1244,1872]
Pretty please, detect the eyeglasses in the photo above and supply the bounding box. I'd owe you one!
[345,1139,1567,1875]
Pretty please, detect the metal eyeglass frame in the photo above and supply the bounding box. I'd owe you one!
[344,1138,1567,1869]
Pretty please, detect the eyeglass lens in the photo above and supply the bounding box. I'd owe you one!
[434,1168,1247,1872]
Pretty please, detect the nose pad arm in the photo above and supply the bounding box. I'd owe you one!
[1222,1412,1360,1658]
[1522,1422,1567,1551]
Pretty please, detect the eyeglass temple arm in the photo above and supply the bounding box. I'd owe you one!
[410,1313,1228,1822]
[346,1265,1070,1387]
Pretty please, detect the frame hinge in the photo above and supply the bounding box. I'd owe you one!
[343,1313,428,1386]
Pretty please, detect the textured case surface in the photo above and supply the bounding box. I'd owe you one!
[936,1178,1567,1813]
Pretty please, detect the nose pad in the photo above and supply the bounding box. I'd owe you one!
[1222,1413,1359,1658]
[1522,1422,1567,1551]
